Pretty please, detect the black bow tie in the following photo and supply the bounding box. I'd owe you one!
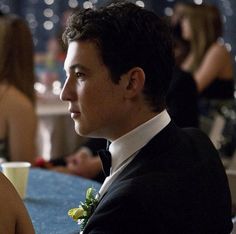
[97,149,112,177]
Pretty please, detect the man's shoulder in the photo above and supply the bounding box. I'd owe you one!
[181,127,220,158]
[148,124,217,156]
[132,124,223,179]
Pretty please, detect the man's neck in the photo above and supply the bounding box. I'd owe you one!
[108,110,161,142]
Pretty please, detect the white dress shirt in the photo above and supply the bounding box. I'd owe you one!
[98,109,171,199]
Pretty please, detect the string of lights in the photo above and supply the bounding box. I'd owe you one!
[0,0,235,74]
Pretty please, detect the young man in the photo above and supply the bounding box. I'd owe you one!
[60,1,232,233]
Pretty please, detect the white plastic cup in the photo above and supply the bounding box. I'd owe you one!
[1,162,31,199]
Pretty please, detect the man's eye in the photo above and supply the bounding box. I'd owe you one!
[75,72,85,79]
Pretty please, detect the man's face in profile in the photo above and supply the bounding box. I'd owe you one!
[61,40,127,140]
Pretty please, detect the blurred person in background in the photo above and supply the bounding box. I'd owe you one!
[166,2,198,128]
[170,1,190,67]
[166,65,199,128]
[0,14,37,164]
[35,138,107,183]
[0,12,34,231]
[180,4,234,113]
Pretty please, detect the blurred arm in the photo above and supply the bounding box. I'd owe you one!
[0,172,35,234]
[194,43,233,93]
[8,94,37,164]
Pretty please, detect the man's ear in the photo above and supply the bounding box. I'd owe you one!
[121,67,145,98]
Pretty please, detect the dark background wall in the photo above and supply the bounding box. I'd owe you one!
[0,0,235,76]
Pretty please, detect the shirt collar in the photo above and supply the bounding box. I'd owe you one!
[109,109,171,173]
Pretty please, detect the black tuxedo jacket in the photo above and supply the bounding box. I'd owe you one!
[83,122,232,234]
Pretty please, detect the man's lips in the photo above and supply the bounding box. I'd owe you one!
[69,109,81,119]
[71,112,80,119]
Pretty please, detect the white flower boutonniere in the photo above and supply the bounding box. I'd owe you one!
[68,187,99,232]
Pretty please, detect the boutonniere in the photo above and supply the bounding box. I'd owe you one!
[68,187,99,232]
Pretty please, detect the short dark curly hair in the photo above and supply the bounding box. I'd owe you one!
[63,1,174,112]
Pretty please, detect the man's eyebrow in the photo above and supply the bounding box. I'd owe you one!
[65,63,89,72]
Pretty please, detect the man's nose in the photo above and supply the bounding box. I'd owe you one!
[60,77,77,102]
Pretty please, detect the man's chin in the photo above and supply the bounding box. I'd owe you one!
[74,122,81,135]
[75,127,81,135]
[74,124,83,136]
[74,123,101,138]
[74,123,89,137]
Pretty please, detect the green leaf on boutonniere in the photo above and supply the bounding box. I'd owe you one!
[68,187,99,232]
[86,187,93,199]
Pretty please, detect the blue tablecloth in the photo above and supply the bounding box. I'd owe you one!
[24,168,101,234]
